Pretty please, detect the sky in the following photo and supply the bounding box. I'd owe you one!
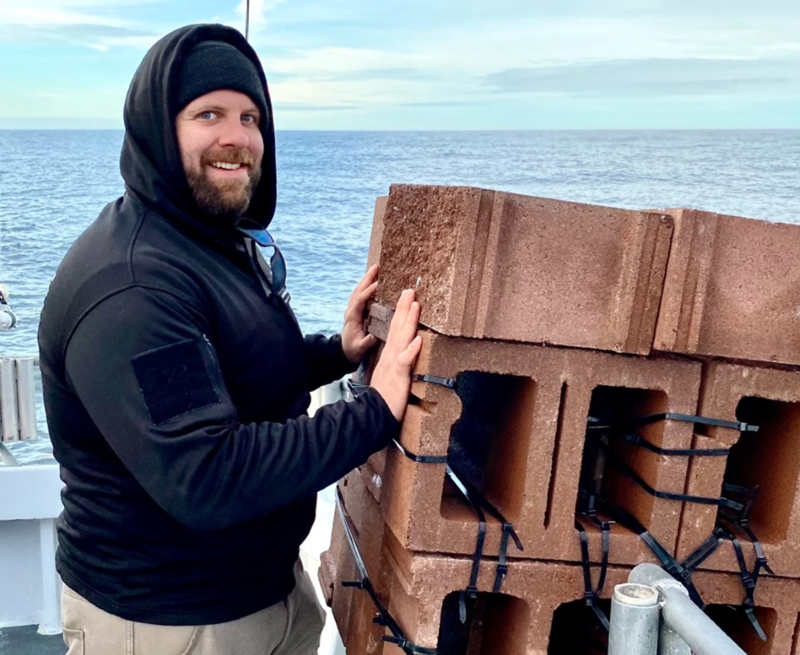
[0,0,799,130]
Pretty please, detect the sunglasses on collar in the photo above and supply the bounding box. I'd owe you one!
[235,218,288,298]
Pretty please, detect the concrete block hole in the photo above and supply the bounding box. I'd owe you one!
[547,598,610,654]
[436,591,531,655]
[704,604,776,655]
[577,386,668,527]
[443,371,536,523]
[726,397,800,544]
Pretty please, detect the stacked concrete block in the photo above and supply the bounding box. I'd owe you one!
[373,185,674,354]
[323,186,800,653]
[382,551,800,655]
[677,361,800,577]
[654,208,800,366]
[325,456,800,655]
[320,469,394,655]
[368,308,701,567]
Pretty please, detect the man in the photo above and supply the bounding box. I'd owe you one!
[38,23,421,654]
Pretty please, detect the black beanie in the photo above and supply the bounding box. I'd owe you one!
[176,41,268,121]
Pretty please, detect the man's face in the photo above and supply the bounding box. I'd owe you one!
[175,89,265,217]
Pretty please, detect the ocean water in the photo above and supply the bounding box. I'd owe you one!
[1,129,799,464]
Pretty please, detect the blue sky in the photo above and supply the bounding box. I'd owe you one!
[1,0,798,129]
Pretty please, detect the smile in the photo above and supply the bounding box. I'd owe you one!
[209,162,245,170]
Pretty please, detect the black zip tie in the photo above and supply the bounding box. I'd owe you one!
[446,465,524,591]
[587,412,759,434]
[443,466,486,624]
[392,439,524,593]
[575,517,612,630]
[593,430,730,457]
[412,373,456,388]
[605,504,706,608]
[392,438,449,464]
[599,442,745,512]
[493,527,511,593]
[334,487,438,655]
[715,523,768,642]
[680,527,726,572]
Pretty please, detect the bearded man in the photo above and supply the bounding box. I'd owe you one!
[38,24,421,655]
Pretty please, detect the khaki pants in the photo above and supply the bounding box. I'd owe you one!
[61,560,326,655]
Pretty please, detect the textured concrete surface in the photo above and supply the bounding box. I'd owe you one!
[382,550,796,654]
[366,196,388,271]
[324,436,797,654]
[368,310,701,568]
[320,470,396,655]
[655,208,800,366]
[374,184,673,355]
[678,360,800,578]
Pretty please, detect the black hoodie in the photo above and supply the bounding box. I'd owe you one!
[38,24,397,625]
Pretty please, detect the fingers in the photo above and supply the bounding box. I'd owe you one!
[397,334,423,368]
[355,265,379,296]
[346,265,378,306]
[389,289,415,332]
[400,301,420,342]
[355,281,379,305]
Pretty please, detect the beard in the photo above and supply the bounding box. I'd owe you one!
[183,148,262,218]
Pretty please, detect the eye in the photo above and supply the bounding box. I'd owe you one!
[199,110,217,120]
[242,114,259,125]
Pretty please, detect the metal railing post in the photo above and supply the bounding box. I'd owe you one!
[608,583,660,655]
[628,563,748,655]
[16,357,37,441]
[0,358,19,442]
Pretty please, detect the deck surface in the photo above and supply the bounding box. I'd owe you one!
[0,626,66,655]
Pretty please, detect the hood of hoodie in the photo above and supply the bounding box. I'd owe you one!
[120,24,277,234]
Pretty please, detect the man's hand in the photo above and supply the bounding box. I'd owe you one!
[370,289,423,422]
[341,265,380,364]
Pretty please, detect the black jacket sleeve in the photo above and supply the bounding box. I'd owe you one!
[64,286,398,532]
[303,332,359,391]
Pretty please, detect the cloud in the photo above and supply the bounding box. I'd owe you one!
[0,0,160,50]
[235,0,286,37]
[483,57,800,97]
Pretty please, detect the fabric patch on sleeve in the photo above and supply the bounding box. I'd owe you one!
[132,339,220,425]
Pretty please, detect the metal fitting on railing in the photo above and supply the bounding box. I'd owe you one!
[625,563,748,655]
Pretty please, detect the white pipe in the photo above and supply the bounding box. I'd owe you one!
[0,359,19,443]
[16,358,37,441]
[37,518,61,635]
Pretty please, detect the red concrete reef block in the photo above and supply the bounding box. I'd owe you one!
[368,306,702,568]
[366,196,388,270]
[678,361,800,578]
[655,208,800,366]
[324,468,799,654]
[320,469,396,655]
[374,185,673,355]
[382,548,800,655]
[694,569,800,655]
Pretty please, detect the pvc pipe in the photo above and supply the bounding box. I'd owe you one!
[628,564,747,655]
[0,359,19,443]
[608,583,660,655]
[16,358,36,441]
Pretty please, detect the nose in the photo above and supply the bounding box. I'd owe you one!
[218,115,250,149]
